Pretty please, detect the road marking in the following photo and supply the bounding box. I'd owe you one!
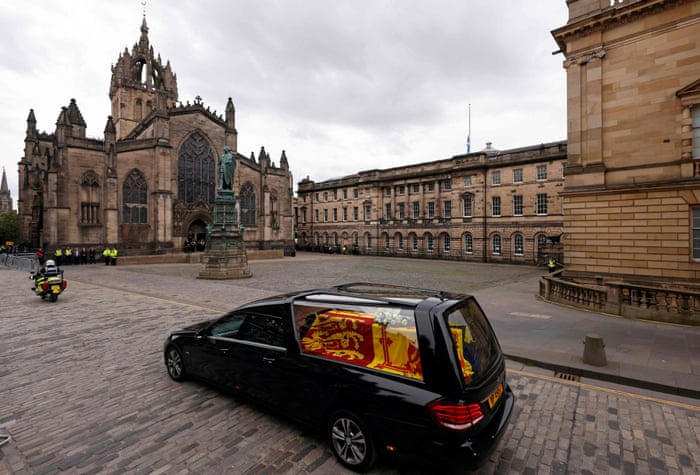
[510,368,700,412]
[509,312,552,319]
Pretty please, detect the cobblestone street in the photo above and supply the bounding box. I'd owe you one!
[1,256,699,474]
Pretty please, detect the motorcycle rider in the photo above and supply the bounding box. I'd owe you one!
[32,259,61,289]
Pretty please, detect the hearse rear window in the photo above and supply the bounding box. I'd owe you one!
[444,298,500,385]
[293,303,422,381]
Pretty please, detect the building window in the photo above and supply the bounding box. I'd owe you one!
[315,192,319,202]
[302,209,307,223]
[411,234,418,251]
[536,165,547,181]
[464,234,473,253]
[492,171,501,186]
[333,190,337,200]
[492,196,501,217]
[514,234,524,256]
[353,188,359,198]
[323,192,328,201]
[464,176,472,187]
[537,234,548,251]
[384,187,391,196]
[353,206,359,221]
[343,188,348,199]
[123,169,147,224]
[693,208,700,259]
[178,132,216,204]
[398,203,405,220]
[365,188,370,197]
[463,195,473,217]
[384,234,390,250]
[397,185,405,195]
[513,195,523,216]
[332,208,338,221]
[342,207,347,221]
[443,179,452,191]
[443,234,451,253]
[693,107,700,159]
[492,234,502,255]
[536,194,548,215]
[324,209,328,222]
[412,183,420,194]
[366,234,372,249]
[397,234,404,250]
[364,205,371,221]
[513,168,523,183]
[443,200,452,219]
[385,203,391,220]
[427,234,434,252]
[334,234,339,246]
[80,172,100,224]
[412,202,420,219]
[427,202,435,219]
[314,209,319,222]
[426,182,434,192]
[240,183,255,226]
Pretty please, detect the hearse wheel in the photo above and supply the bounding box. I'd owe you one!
[328,410,377,472]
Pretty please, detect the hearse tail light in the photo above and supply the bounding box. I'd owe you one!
[428,400,484,430]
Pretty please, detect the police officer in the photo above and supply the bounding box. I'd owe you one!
[103,247,111,266]
[54,247,63,266]
[110,247,118,266]
[548,257,557,273]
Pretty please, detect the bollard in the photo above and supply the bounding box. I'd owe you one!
[582,334,607,366]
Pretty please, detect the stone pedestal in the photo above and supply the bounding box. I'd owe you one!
[197,190,251,280]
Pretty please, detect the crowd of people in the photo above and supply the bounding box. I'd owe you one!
[183,238,205,253]
[33,246,119,266]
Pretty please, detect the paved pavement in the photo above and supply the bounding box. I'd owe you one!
[1,253,699,474]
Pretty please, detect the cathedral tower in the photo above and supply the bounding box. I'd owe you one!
[109,15,178,139]
[0,167,12,212]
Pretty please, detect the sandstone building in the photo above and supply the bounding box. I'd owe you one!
[295,141,566,265]
[552,0,700,283]
[17,17,294,255]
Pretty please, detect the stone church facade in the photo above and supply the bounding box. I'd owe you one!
[17,17,294,256]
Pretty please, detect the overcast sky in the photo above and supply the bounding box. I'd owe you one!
[0,1,569,205]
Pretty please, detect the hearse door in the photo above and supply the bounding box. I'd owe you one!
[225,310,293,410]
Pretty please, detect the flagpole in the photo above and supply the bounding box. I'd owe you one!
[467,104,471,153]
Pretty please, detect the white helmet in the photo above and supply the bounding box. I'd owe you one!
[45,259,56,267]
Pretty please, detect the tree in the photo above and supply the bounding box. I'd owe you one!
[0,210,19,245]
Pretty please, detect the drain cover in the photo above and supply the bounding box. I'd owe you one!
[554,371,580,382]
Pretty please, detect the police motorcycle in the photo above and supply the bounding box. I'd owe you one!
[30,259,67,302]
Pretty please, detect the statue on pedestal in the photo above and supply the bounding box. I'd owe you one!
[198,145,250,280]
[219,146,235,191]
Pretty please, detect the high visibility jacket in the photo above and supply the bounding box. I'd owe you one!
[103,249,110,257]
[55,249,62,256]
[111,249,118,258]
[65,249,72,256]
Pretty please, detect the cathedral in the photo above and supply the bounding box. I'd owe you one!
[17,16,294,256]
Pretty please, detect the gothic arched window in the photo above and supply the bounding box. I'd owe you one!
[123,169,148,224]
[178,132,216,204]
[240,183,256,226]
[80,172,100,224]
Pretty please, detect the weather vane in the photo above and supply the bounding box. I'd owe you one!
[141,1,147,18]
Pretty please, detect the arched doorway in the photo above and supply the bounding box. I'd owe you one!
[187,219,208,251]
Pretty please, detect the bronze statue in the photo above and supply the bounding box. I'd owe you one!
[219,146,235,190]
